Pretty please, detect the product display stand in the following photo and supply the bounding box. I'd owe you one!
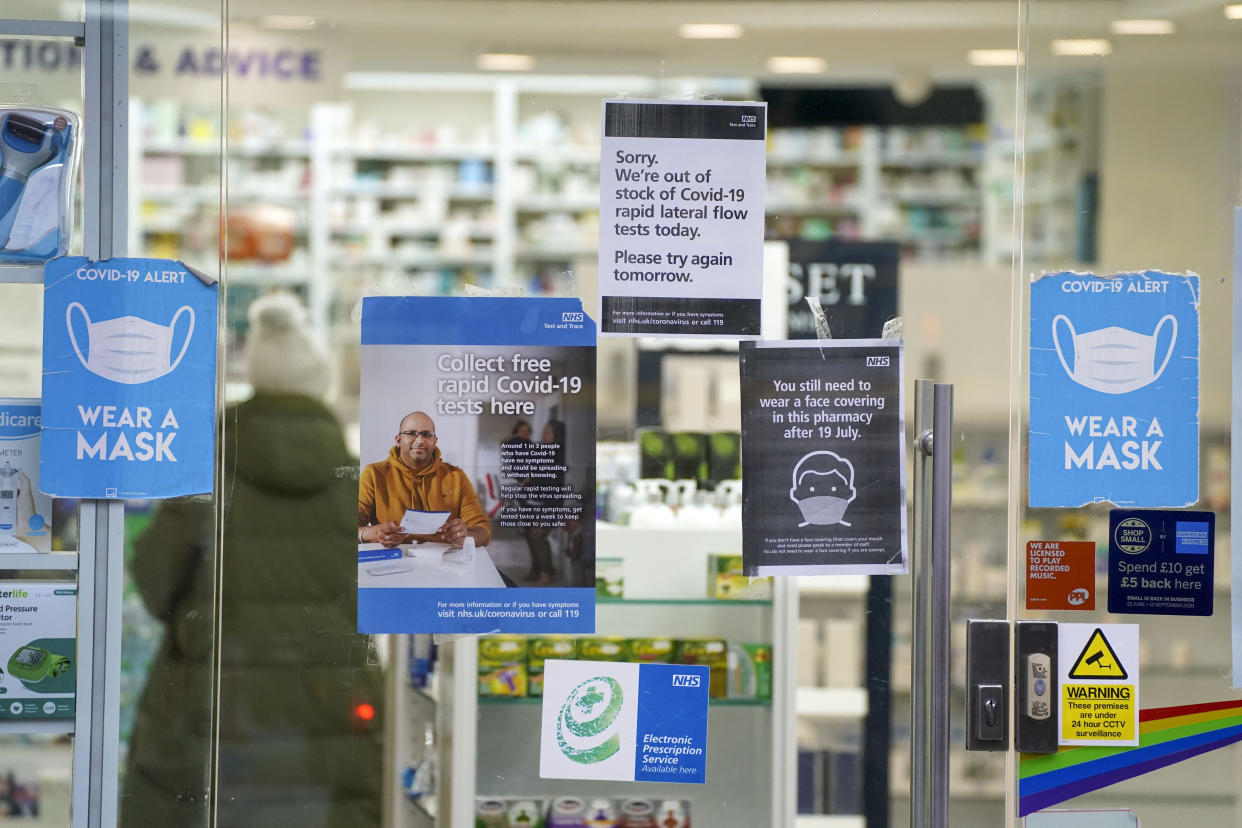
[1,4,132,826]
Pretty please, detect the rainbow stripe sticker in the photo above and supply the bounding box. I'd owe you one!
[1020,699,1242,815]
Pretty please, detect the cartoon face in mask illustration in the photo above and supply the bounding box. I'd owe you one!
[790,450,856,527]
[1052,313,1176,395]
[67,302,195,385]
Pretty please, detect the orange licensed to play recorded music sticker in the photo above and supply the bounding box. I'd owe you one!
[1026,541,1096,611]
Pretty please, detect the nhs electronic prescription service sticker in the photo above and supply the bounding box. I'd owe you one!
[540,660,709,784]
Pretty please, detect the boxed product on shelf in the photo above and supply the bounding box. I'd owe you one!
[475,797,549,827]
[638,429,675,479]
[528,636,576,697]
[478,636,529,697]
[575,636,628,662]
[476,795,692,828]
[707,554,773,601]
[627,637,676,664]
[595,557,623,598]
[822,619,862,688]
[707,431,741,484]
[727,643,772,700]
[674,639,728,700]
[796,749,862,816]
[670,432,709,484]
[0,106,79,266]
[797,619,820,686]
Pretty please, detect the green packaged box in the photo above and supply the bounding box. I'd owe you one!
[627,637,676,663]
[477,635,528,697]
[708,553,773,601]
[674,638,728,699]
[528,636,576,697]
[596,557,624,598]
[728,643,773,700]
[575,636,628,662]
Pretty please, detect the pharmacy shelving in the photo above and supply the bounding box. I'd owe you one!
[128,78,1017,316]
[0,553,79,570]
[981,75,1099,266]
[388,525,803,827]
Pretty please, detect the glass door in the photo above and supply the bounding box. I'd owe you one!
[1004,1,1242,825]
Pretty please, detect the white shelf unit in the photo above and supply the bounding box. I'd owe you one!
[982,75,1099,266]
[0,553,79,570]
[794,571,875,824]
[390,525,805,828]
[796,816,867,828]
[796,687,869,719]
[127,77,1030,346]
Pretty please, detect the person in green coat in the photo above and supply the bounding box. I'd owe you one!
[121,293,384,827]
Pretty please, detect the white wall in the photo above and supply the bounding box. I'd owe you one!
[1096,65,1242,429]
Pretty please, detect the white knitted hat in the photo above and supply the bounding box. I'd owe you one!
[244,292,331,399]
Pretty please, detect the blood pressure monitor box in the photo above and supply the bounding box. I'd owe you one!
[0,581,76,724]
[0,399,51,553]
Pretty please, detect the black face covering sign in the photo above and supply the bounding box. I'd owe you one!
[739,340,907,575]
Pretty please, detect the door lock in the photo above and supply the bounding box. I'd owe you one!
[965,620,1010,751]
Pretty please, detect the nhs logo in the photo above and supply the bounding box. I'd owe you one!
[740,114,757,124]
[562,312,584,323]
[671,674,701,688]
[866,355,890,367]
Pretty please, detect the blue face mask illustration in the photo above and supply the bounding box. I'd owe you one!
[1053,313,1176,395]
[67,302,195,385]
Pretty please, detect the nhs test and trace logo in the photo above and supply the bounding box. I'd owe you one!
[562,311,584,323]
[671,673,701,688]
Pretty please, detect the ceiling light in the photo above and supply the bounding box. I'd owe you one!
[259,15,317,30]
[1225,5,1242,19]
[476,53,536,72]
[967,49,1025,66]
[1051,39,1112,56]
[1111,19,1175,35]
[766,56,827,74]
[678,23,744,39]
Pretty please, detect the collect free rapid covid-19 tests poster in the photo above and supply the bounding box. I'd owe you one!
[357,297,596,634]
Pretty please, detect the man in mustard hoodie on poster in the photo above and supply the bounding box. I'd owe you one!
[358,410,491,549]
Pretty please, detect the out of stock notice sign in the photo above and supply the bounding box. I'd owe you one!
[598,99,766,338]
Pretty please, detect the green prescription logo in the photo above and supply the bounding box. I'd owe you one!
[556,676,624,764]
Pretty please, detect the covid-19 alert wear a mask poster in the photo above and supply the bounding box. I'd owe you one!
[39,257,218,500]
[739,340,907,575]
[1029,271,1200,508]
[357,296,596,634]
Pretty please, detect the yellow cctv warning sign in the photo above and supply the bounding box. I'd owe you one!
[1062,684,1135,741]
[1058,623,1140,746]
[1068,628,1128,680]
